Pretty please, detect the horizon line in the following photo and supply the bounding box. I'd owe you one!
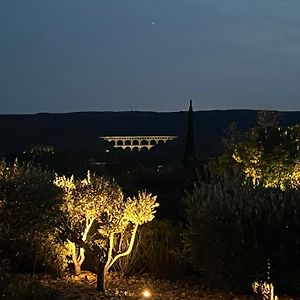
[1,108,300,116]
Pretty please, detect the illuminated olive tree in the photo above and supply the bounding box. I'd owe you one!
[232,123,300,190]
[54,171,123,275]
[54,172,159,292]
[96,191,158,291]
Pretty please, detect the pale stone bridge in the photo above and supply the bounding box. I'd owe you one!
[101,136,177,151]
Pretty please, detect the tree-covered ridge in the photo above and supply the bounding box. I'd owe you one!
[1,110,299,164]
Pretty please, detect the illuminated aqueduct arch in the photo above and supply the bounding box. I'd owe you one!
[101,136,177,151]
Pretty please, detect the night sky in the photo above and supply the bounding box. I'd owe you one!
[1,0,300,114]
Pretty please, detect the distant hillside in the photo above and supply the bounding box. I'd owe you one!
[0,110,299,162]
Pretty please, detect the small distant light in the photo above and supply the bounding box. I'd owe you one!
[142,289,151,298]
[105,149,110,153]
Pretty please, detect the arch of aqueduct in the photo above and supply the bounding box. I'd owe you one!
[101,136,177,151]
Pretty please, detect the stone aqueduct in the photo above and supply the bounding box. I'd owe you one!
[101,136,177,151]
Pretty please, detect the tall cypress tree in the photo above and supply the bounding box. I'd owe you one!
[184,100,195,168]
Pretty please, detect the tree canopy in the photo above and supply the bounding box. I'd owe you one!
[54,171,159,291]
[232,124,300,189]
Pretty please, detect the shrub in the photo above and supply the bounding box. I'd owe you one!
[0,258,11,295]
[184,175,300,293]
[32,232,69,277]
[0,160,62,237]
[113,228,145,276]
[142,220,187,280]
[1,276,61,300]
[0,160,63,275]
[115,219,187,280]
[0,232,68,277]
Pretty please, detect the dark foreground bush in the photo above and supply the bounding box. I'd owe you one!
[0,233,68,277]
[1,275,61,300]
[0,258,11,295]
[113,228,145,276]
[0,161,66,276]
[184,175,300,293]
[141,219,187,279]
[115,219,187,279]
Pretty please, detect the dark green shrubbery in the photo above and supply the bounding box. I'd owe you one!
[0,160,67,276]
[113,227,145,276]
[141,219,187,280]
[0,233,68,277]
[184,174,300,293]
[31,232,69,276]
[0,258,11,295]
[1,275,61,300]
[115,219,187,280]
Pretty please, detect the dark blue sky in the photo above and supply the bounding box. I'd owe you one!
[1,0,300,113]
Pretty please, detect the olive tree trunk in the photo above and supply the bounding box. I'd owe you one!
[96,260,106,292]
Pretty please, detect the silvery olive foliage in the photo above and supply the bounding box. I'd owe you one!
[232,124,300,190]
[54,171,124,274]
[55,171,158,289]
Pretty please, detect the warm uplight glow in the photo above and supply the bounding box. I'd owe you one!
[252,281,278,300]
[142,288,152,298]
